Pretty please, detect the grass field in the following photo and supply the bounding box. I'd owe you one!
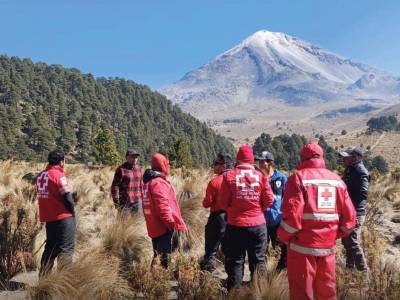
[1,161,400,299]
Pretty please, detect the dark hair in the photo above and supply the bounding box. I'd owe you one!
[48,149,65,165]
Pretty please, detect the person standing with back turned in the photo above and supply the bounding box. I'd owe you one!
[37,150,76,277]
[278,144,356,300]
[219,145,274,291]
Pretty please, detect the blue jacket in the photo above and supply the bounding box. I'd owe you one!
[264,170,287,227]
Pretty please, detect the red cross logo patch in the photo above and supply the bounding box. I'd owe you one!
[317,186,336,210]
[236,169,260,191]
[37,172,49,192]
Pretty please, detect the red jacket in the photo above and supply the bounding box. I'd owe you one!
[278,158,356,255]
[37,165,73,223]
[219,164,274,227]
[202,173,225,212]
[143,174,186,238]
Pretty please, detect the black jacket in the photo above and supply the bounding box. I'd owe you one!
[343,161,370,216]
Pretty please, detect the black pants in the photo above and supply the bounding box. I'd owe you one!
[152,230,178,268]
[224,224,267,290]
[118,201,139,214]
[40,217,76,277]
[200,211,226,271]
[267,223,287,271]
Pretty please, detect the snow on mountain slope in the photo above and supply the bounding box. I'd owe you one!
[158,30,400,138]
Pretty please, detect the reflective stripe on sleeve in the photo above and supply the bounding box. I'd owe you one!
[302,213,339,221]
[290,243,336,255]
[280,220,299,234]
[301,179,345,187]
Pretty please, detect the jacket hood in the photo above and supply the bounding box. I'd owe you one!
[236,144,254,164]
[143,169,163,184]
[300,144,324,161]
[297,158,326,170]
[151,153,170,175]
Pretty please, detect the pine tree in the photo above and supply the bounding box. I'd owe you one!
[93,129,122,166]
[172,138,193,168]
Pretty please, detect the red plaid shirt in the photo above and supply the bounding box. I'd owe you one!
[111,162,143,206]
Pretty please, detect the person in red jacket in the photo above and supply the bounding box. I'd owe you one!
[219,145,274,290]
[142,153,187,268]
[200,153,232,272]
[37,150,76,277]
[278,144,356,300]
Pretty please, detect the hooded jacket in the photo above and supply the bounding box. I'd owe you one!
[278,144,356,256]
[142,154,186,239]
[219,145,274,227]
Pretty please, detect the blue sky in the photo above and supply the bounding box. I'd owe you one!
[2,0,400,89]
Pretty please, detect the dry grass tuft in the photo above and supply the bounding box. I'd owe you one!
[0,179,41,286]
[102,214,152,265]
[29,250,134,300]
[173,254,222,300]
[179,196,208,254]
[226,271,289,300]
[128,260,170,299]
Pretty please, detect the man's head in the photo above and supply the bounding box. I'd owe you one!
[300,144,324,162]
[48,149,65,168]
[126,148,140,164]
[213,153,232,174]
[339,147,363,167]
[151,153,171,175]
[236,144,254,165]
[255,151,275,173]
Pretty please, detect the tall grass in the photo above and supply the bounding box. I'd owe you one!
[1,162,400,299]
[0,162,41,288]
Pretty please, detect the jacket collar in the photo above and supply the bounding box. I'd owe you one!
[46,164,64,172]
[297,158,326,170]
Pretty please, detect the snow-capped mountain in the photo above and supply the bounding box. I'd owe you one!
[158,30,400,139]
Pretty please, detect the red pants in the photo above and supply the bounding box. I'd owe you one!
[287,248,336,300]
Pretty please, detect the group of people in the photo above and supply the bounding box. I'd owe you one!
[36,142,371,300]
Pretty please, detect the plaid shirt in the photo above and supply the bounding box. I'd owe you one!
[111,162,143,206]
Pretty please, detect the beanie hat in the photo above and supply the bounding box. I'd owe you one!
[236,144,254,164]
[300,144,324,161]
[151,153,170,175]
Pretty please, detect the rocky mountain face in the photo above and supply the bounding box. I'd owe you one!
[159,30,400,140]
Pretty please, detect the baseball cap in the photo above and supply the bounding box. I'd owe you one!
[255,151,275,162]
[339,147,363,158]
[126,148,140,157]
[213,153,232,166]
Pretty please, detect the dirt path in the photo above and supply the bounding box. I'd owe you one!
[370,132,386,151]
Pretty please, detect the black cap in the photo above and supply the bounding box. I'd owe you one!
[48,149,65,165]
[126,148,140,157]
[213,153,232,166]
[339,147,363,158]
[255,151,275,162]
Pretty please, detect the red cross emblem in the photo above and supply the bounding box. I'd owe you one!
[321,188,333,201]
[236,170,260,190]
[37,172,49,191]
[317,186,336,210]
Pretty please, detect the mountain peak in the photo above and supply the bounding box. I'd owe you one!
[243,29,293,47]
